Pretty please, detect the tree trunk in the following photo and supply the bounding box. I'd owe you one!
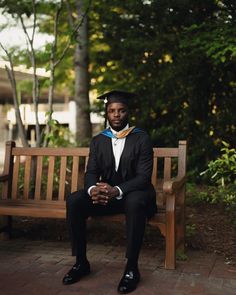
[74,0,92,144]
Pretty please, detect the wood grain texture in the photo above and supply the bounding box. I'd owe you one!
[0,140,187,270]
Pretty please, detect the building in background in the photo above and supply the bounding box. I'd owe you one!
[0,60,103,170]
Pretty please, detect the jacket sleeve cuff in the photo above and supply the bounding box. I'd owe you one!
[115,186,123,200]
[88,185,96,196]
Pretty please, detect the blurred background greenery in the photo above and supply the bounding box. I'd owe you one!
[0,0,235,187]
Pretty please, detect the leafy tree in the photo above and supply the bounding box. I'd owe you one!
[66,0,92,144]
[0,0,92,146]
[89,0,236,178]
[0,0,41,146]
[2,0,235,179]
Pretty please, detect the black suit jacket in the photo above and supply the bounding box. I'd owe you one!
[85,130,154,195]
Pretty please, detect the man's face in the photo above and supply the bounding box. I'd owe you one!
[107,102,129,131]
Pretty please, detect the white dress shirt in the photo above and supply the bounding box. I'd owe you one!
[110,125,128,172]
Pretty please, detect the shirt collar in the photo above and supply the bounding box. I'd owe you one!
[109,124,129,136]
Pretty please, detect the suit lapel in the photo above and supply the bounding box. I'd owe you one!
[121,134,135,158]
[100,135,115,167]
[119,135,133,177]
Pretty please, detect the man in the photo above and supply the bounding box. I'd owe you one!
[63,90,157,294]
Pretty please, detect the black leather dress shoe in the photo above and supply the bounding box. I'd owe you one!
[117,268,140,294]
[62,262,91,285]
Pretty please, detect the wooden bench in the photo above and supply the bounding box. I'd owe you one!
[0,140,187,269]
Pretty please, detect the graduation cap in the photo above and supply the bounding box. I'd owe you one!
[97,90,136,128]
[97,90,136,106]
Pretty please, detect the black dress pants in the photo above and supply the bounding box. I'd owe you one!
[66,189,152,262]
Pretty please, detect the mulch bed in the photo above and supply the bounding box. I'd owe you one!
[8,203,236,265]
[186,204,236,265]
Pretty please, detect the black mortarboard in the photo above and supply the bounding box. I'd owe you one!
[97,90,135,106]
[97,90,135,128]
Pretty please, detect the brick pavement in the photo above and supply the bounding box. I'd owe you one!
[0,239,235,295]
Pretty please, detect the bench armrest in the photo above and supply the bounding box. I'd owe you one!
[163,176,186,195]
[0,174,9,182]
[162,176,186,214]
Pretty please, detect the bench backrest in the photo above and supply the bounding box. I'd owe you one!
[1,141,186,205]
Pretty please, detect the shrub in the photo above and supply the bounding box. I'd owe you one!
[196,141,236,212]
[200,141,236,187]
[42,114,75,148]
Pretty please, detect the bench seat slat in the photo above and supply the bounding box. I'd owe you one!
[0,205,66,219]
[58,156,67,201]
[152,157,158,188]
[85,156,89,172]
[0,140,187,270]
[12,156,20,199]
[71,156,79,192]
[24,156,32,200]
[164,157,171,181]
[35,156,43,200]
[46,156,55,201]
[0,199,65,207]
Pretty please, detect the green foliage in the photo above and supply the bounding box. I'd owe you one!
[201,141,236,186]
[180,19,236,65]
[40,112,76,195]
[189,184,236,212]
[42,112,75,148]
[1,0,236,177]
[211,185,236,209]
[0,0,32,17]
[186,223,197,239]
[187,182,236,214]
[176,250,188,261]
[89,0,236,179]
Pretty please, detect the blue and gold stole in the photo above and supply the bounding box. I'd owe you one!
[101,126,142,139]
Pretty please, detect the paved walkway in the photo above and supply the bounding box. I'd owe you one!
[0,239,236,295]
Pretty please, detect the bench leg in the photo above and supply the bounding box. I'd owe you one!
[176,186,185,253]
[0,216,12,240]
[165,195,176,270]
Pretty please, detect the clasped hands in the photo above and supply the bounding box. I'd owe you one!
[90,182,119,205]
